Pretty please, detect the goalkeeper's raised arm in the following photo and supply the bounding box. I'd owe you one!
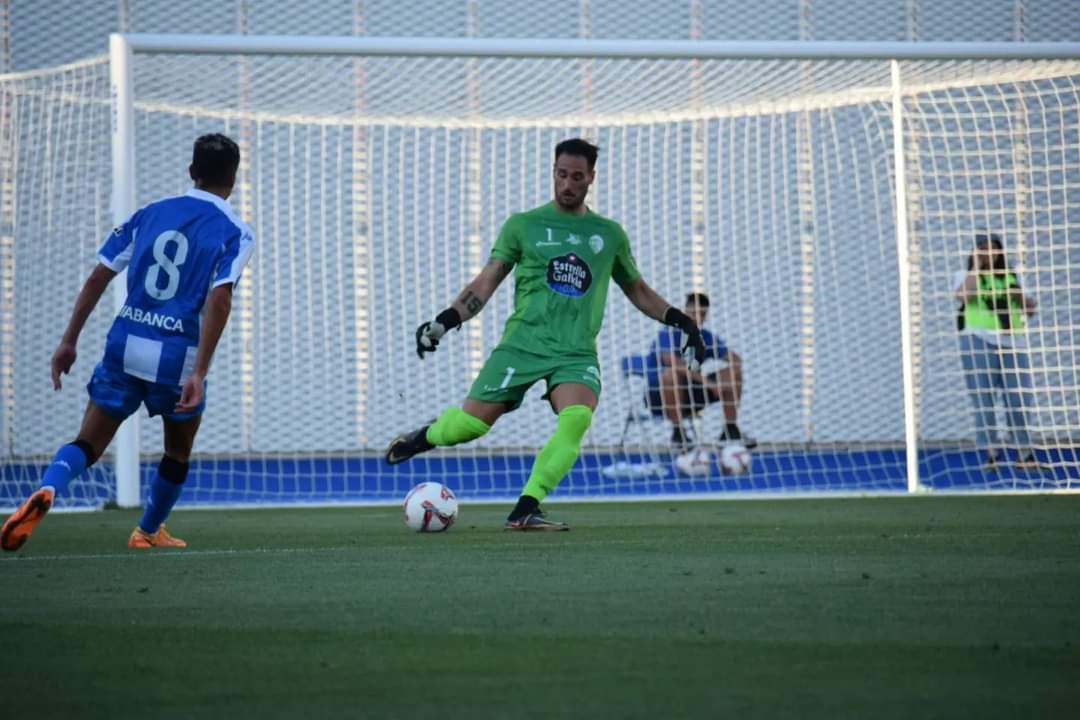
[415,259,514,358]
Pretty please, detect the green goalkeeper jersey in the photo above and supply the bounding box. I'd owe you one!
[490,201,641,358]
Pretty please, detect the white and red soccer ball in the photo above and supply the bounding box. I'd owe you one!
[674,444,753,476]
[674,448,715,476]
[720,443,752,475]
[403,482,459,532]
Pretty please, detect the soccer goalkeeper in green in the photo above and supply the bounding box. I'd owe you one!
[386,138,706,530]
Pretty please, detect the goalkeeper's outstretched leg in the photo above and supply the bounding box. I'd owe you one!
[385,405,495,464]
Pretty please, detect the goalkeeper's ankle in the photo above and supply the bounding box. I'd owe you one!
[397,424,434,455]
[415,426,435,453]
[507,495,540,522]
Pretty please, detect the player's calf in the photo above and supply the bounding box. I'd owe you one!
[387,407,492,465]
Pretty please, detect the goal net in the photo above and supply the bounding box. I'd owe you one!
[1,39,1078,508]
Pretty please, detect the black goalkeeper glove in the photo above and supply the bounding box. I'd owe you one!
[415,308,462,359]
[663,306,706,372]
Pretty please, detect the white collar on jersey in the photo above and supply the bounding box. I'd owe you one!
[185,187,233,212]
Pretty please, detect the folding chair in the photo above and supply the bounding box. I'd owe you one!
[602,353,670,478]
[617,354,666,452]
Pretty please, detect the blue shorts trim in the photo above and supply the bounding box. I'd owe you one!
[87,363,206,422]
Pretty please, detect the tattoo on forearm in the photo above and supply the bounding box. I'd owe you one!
[461,290,484,315]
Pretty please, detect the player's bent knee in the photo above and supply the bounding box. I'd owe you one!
[72,438,100,467]
[159,455,190,485]
[558,404,593,442]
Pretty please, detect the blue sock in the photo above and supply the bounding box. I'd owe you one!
[41,443,90,495]
[138,457,188,534]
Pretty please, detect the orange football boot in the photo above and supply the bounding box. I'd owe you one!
[127,523,187,549]
[1,487,55,551]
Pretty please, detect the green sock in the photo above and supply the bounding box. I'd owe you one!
[522,404,593,501]
[425,406,491,447]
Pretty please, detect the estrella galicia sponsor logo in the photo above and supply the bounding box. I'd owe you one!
[547,254,593,297]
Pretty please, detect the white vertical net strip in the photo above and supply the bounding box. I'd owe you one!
[0,58,115,508]
[905,60,1080,489]
[1,49,1078,508]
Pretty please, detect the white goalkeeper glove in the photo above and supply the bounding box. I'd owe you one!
[415,308,462,359]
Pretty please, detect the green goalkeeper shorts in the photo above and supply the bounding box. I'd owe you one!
[467,347,602,411]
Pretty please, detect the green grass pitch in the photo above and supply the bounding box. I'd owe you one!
[2,495,1079,719]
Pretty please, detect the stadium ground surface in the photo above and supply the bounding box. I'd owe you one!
[2,496,1079,719]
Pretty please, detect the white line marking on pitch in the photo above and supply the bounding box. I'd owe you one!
[0,546,356,563]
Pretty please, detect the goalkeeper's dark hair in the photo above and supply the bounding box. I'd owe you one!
[190,133,240,187]
[555,138,599,170]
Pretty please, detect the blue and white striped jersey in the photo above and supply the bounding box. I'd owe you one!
[97,188,255,386]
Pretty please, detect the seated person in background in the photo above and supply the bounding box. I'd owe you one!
[645,292,753,450]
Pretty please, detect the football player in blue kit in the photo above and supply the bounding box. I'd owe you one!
[1,134,254,551]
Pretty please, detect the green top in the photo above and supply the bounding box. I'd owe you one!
[490,202,641,358]
[963,272,1026,334]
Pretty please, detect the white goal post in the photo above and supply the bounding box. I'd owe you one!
[5,34,1079,509]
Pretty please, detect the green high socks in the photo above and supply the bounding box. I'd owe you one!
[425,406,491,447]
[522,404,593,501]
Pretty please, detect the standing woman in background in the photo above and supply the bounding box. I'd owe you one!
[955,233,1043,470]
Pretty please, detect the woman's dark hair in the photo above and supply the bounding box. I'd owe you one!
[966,233,1008,274]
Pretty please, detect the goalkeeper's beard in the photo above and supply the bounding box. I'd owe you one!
[556,191,584,212]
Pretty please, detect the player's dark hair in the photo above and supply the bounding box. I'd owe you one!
[555,138,599,170]
[190,133,240,187]
[686,292,710,308]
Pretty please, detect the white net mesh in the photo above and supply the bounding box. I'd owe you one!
[0,59,115,507]
[907,65,1080,488]
[7,1,1080,74]
[1,47,1078,507]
